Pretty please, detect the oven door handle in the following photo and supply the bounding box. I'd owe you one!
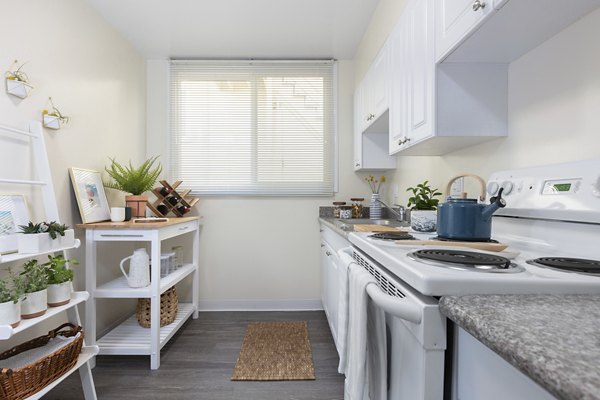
[366,282,423,324]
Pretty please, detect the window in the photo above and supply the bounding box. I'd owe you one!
[170,60,336,196]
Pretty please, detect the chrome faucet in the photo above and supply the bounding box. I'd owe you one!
[376,199,407,222]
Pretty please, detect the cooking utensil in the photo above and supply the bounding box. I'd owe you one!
[437,175,506,241]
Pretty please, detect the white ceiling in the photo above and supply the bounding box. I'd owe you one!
[83,0,380,60]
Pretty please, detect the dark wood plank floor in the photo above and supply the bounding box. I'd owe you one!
[45,311,345,400]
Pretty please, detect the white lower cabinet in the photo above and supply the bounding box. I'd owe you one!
[319,224,350,351]
[452,327,555,400]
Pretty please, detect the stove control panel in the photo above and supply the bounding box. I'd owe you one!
[487,159,600,224]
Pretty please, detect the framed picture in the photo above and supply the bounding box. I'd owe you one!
[69,167,111,224]
[0,194,31,254]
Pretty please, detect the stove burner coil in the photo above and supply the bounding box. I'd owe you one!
[528,257,600,275]
[369,232,415,241]
[410,249,513,270]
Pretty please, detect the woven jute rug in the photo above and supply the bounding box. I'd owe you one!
[231,321,316,381]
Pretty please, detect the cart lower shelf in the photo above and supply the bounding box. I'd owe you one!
[97,303,195,355]
[27,345,99,400]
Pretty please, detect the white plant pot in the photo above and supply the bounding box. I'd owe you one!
[55,229,75,249]
[0,300,21,328]
[17,229,75,254]
[43,115,61,130]
[47,282,72,307]
[5,78,32,99]
[411,210,437,232]
[18,233,52,254]
[21,289,47,319]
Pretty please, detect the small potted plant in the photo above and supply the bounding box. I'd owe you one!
[20,259,49,319]
[17,221,74,253]
[43,255,78,307]
[4,60,33,99]
[407,181,442,232]
[0,271,24,327]
[104,156,163,218]
[42,97,70,130]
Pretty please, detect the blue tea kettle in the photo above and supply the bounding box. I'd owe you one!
[437,175,506,242]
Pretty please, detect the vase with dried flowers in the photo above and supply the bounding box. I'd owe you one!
[4,60,33,99]
[365,175,386,219]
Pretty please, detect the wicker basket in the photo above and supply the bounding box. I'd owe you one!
[136,287,178,328]
[0,323,84,400]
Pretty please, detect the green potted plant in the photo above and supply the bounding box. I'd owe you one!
[20,259,49,319]
[0,271,25,327]
[43,255,78,307]
[104,156,163,218]
[406,181,442,232]
[42,97,70,130]
[4,59,33,99]
[17,221,74,253]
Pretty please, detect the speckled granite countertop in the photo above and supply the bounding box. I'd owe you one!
[440,295,600,400]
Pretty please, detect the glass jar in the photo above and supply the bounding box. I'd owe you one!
[333,201,346,218]
[350,198,364,219]
[340,206,352,219]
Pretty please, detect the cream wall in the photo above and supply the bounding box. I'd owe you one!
[147,60,370,310]
[354,3,600,206]
[0,0,145,344]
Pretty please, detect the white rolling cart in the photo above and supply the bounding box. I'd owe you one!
[0,121,98,399]
[79,217,200,370]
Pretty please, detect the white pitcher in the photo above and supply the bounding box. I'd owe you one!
[120,248,150,288]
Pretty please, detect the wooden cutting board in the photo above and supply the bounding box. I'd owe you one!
[353,224,408,233]
[394,239,508,252]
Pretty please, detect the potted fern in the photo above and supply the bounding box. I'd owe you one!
[0,272,24,327]
[104,156,162,218]
[44,255,78,307]
[20,259,49,319]
[17,221,74,253]
[407,181,442,232]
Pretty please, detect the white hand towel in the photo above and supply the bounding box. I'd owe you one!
[344,263,387,400]
[337,250,353,374]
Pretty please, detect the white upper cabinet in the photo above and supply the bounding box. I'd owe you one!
[354,42,396,170]
[435,0,494,62]
[438,0,600,63]
[389,0,435,154]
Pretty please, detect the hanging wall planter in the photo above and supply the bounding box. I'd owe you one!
[42,97,69,130]
[4,60,33,99]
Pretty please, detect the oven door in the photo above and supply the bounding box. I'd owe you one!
[340,247,447,400]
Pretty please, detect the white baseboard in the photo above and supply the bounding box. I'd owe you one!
[197,299,323,311]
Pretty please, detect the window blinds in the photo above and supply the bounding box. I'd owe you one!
[170,60,336,196]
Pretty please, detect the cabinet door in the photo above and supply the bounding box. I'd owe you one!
[435,0,494,61]
[320,243,330,315]
[325,252,339,341]
[406,0,435,146]
[368,45,389,121]
[353,83,364,170]
[389,12,408,155]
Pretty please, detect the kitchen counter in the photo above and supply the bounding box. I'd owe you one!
[318,217,353,239]
[440,294,600,400]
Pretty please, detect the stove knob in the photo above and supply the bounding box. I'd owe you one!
[487,181,499,196]
[501,181,514,195]
[592,176,600,198]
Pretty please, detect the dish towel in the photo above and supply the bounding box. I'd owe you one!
[344,263,387,400]
[336,250,353,374]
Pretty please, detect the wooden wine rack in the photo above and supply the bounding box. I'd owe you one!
[147,180,199,218]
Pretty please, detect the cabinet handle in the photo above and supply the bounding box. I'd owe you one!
[472,0,485,11]
[355,162,361,167]
[325,251,332,256]
[406,137,411,143]
[321,243,325,247]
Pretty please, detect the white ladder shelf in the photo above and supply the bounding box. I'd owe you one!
[0,121,97,399]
